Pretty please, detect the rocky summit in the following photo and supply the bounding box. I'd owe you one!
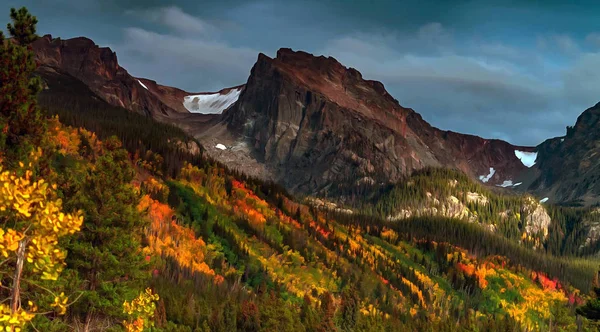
[221,48,534,195]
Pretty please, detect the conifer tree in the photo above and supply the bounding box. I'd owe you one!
[62,136,149,330]
[340,288,360,331]
[0,7,46,167]
[577,273,600,321]
[318,291,337,331]
[0,7,85,331]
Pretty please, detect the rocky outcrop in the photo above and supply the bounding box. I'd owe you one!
[223,48,533,195]
[522,197,551,238]
[306,197,353,214]
[386,192,477,222]
[168,139,202,156]
[466,192,489,205]
[582,209,600,248]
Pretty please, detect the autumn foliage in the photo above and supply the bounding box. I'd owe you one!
[0,152,82,329]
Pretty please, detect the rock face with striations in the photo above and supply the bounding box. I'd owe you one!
[223,48,533,195]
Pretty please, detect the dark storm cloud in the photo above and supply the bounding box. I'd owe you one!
[2,0,600,146]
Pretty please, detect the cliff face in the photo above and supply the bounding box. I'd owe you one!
[531,102,600,205]
[223,48,532,194]
[31,35,195,118]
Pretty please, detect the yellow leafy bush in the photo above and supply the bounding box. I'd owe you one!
[123,288,160,332]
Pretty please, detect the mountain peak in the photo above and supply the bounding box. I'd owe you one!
[276,47,340,65]
[273,48,349,78]
[247,47,405,124]
[221,46,533,194]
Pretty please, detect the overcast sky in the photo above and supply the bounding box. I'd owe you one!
[3,0,600,146]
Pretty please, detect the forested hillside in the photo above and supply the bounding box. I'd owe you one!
[1,7,600,332]
[359,168,600,257]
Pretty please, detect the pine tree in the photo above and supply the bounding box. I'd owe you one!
[318,291,337,332]
[340,288,360,332]
[0,7,46,167]
[577,277,600,320]
[0,8,84,331]
[62,137,149,330]
[300,294,319,331]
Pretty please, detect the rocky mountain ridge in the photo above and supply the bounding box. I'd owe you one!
[222,48,535,195]
[30,35,600,205]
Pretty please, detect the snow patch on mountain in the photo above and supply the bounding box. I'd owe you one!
[215,143,227,150]
[137,80,148,90]
[183,88,242,114]
[479,167,495,183]
[514,150,537,168]
[497,180,523,188]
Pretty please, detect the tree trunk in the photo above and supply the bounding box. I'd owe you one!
[83,311,93,332]
[10,239,28,313]
[83,267,97,332]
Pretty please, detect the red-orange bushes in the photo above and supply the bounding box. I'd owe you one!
[233,199,267,226]
[457,262,475,276]
[139,194,222,282]
[531,271,559,291]
[47,118,104,156]
[276,210,302,229]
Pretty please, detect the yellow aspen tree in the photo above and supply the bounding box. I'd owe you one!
[0,151,83,330]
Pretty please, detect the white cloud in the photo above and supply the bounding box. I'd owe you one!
[585,32,600,48]
[562,52,600,106]
[114,15,258,91]
[478,42,520,59]
[323,35,397,60]
[537,34,579,54]
[121,28,256,68]
[126,6,217,36]
[553,34,579,53]
[417,22,449,42]
[116,6,260,92]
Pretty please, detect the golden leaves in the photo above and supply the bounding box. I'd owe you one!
[0,156,83,325]
[50,292,68,315]
[401,277,426,308]
[0,304,35,331]
[141,194,217,278]
[0,228,23,257]
[122,288,160,332]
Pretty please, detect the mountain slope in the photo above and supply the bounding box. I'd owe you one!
[220,48,535,195]
[41,87,598,331]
